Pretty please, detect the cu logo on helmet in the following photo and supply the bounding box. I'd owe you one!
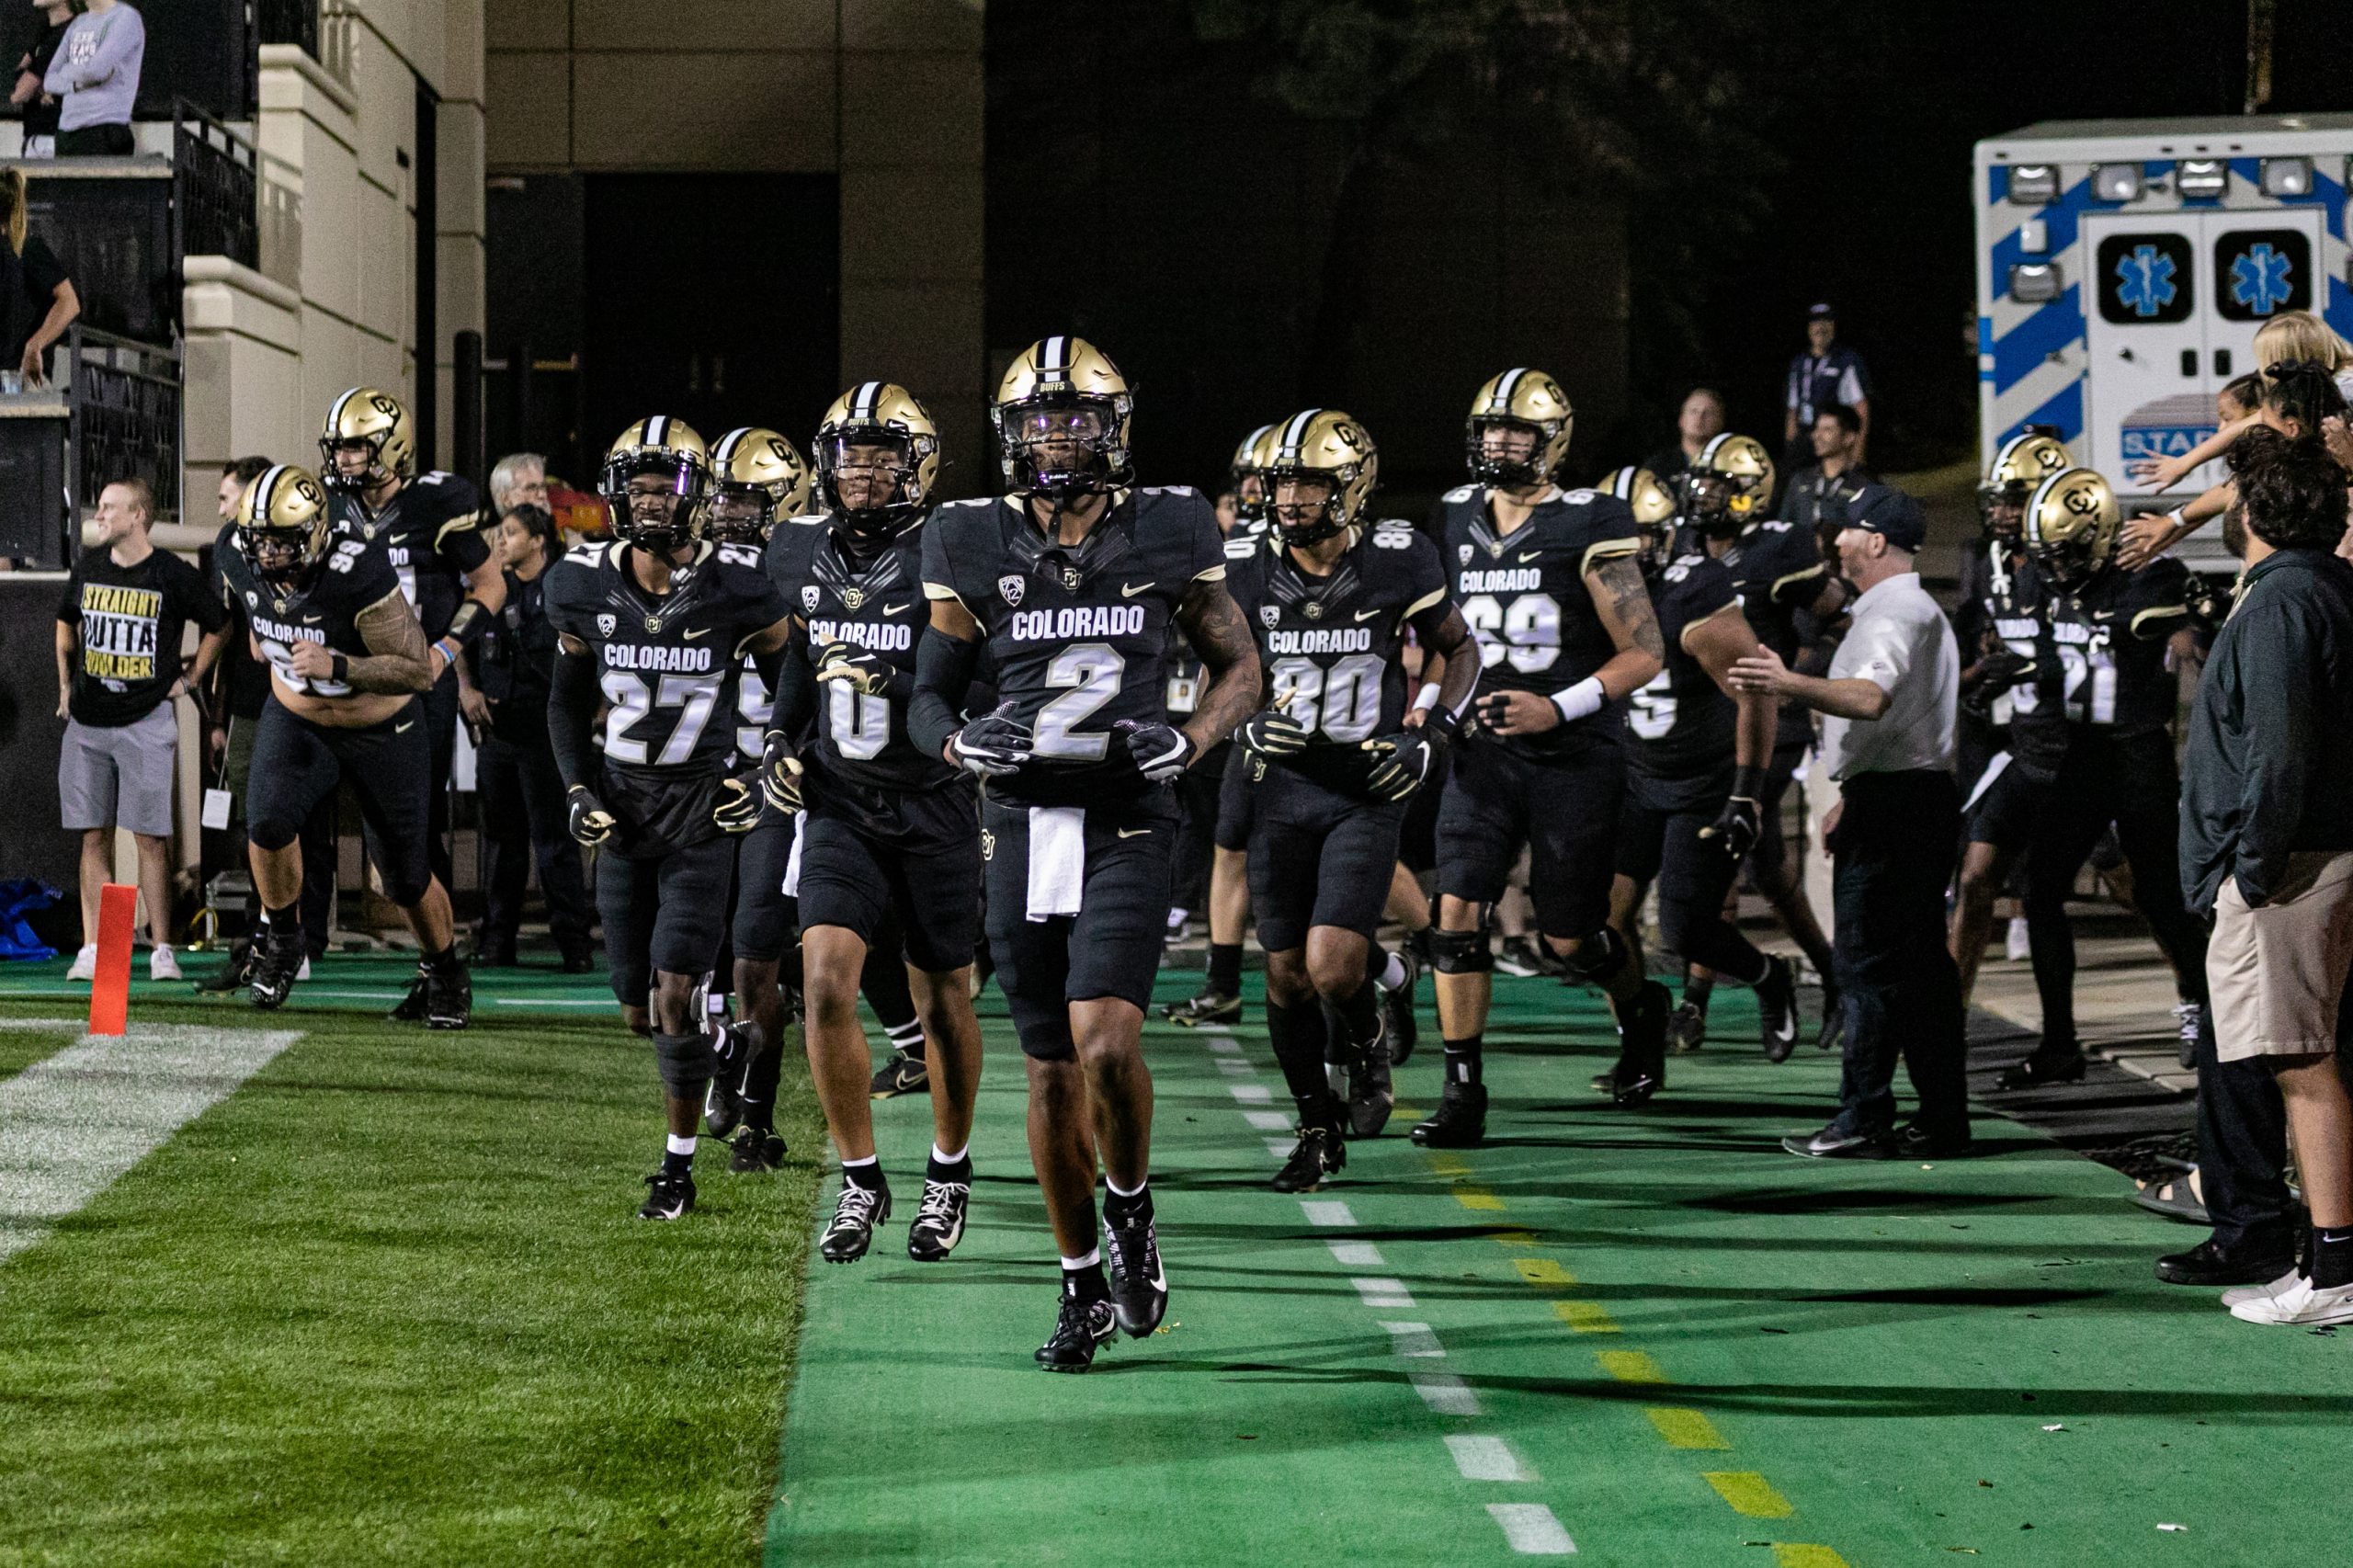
[2062,483,2102,517]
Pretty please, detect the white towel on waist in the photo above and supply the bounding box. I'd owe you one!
[781,812,805,897]
[1026,806,1086,921]
[1961,749,2010,814]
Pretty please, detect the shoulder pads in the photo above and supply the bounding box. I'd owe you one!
[1441,483,1480,504]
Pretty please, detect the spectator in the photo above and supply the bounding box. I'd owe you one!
[13,1,75,158]
[1643,387,1725,482]
[42,0,134,154]
[1781,404,1871,534]
[1729,483,1968,1160]
[467,502,592,970]
[1784,303,1871,471]
[2180,429,2353,1325]
[53,478,229,981]
[0,166,75,388]
[488,450,548,516]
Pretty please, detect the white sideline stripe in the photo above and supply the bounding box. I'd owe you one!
[1228,1084,1273,1104]
[1379,1320,1444,1358]
[1447,1434,1533,1482]
[1244,1109,1291,1131]
[1205,1037,1243,1054]
[1486,1503,1575,1554]
[0,1022,301,1266]
[1301,1199,1356,1227]
[1352,1276,1415,1308]
[1412,1371,1481,1415]
[1327,1240,1386,1268]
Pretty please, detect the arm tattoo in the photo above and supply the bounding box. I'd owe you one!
[346,593,436,693]
[1592,555,1665,662]
[1176,576,1263,753]
[1412,601,1482,717]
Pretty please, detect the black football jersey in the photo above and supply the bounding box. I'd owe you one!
[542,540,791,778]
[1625,551,1741,780]
[1711,517,1830,754]
[215,528,403,702]
[1224,520,1451,796]
[1438,484,1642,756]
[923,486,1228,806]
[767,512,958,798]
[2014,559,2191,762]
[1984,545,2055,747]
[329,471,489,642]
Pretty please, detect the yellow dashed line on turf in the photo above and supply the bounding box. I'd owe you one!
[1594,1349,1667,1383]
[1770,1545,1853,1567]
[1551,1299,1620,1334]
[1510,1257,1576,1288]
[1643,1407,1732,1449]
[1704,1471,1795,1518]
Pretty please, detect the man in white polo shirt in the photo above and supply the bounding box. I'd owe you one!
[1732,483,1969,1158]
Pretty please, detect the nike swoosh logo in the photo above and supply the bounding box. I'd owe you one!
[1121,582,1154,597]
[684,627,710,640]
[394,721,415,733]
[1353,608,1383,621]
[302,616,323,624]
[1118,826,1152,838]
[883,602,910,616]
[1517,550,1542,562]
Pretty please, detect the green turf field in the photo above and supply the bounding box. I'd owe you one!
[1,952,2347,1566]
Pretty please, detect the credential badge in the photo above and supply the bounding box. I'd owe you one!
[999,573,1025,608]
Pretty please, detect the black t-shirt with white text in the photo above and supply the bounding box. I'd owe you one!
[56,544,225,726]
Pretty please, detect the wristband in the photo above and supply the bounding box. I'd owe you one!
[1730,763,1770,802]
[1411,683,1441,713]
[434,637,461,667]
[1424,702,1461,743]
[331,652,349,684]
[1549,676,1606,726]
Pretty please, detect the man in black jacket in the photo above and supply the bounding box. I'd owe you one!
[2182,430,2353,1326]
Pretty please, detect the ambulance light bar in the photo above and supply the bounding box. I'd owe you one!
[2176,160,2227,198]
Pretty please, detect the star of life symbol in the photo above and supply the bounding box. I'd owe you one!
[2229,243,2293,316]
[998,573,1025,608]
[2115,244,2177,318]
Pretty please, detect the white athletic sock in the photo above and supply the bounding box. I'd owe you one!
[665,1133,696,1157]
[931,1142,969,1167]
[1105,1174,1148,1200]
[1061,1248,1101,1270]
[842,1153,879,1169]
[1378,950,1408,991]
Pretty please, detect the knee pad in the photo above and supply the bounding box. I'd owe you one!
[1428,926,1493,975]
[247,815,300,854]
[653,1030,714,1098]
[1558,925,1629,984]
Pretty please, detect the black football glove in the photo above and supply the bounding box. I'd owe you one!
[1973,645,2037,691]
[566,784,617,848]
[1699,769,1768,862]
[760,728,804,812]
[813,641,894,697]
[714,774,764,834]
[1362,726,1446,802]
[1238,708,1311,760]
[1113,717,1196,783]
[949,702,1033,779]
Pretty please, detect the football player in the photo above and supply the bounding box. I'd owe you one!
[1226,409,1477,1191]
[762,383,989,1265]
[1168,422,1279,1027]
[1597,465,1800,1079]
[1677,433,1847,1051]
[1416,369,1667,1147]
[216,464,468,1023]
[1958,469,2209,1088]
[912,336,1261,1371]
[544,417,795,1221]
[318,388,504,1017]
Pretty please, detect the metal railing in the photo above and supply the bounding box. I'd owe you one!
[256,0,321,59]
[172,100,258,272]
[66,324,182,540]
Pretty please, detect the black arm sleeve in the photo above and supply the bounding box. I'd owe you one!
[909,625,982,760]
[771,633,817,742]
[443,597,493,648]
[549,646,601,792]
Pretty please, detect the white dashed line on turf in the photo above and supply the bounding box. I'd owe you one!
[1243,1109,1290,1131]
[1447,1435,1535,1483]
[1351,1277,1415,1308]
[1327,1240,1386,1268]
[1300,1199,1356,1227]
[1378,1320,1445,1358]
[1485,1503,1576,1555]
[1411,1371,1481,1415]
[1228,1083,1272,1104]
[1204,1036,1243,1053]
[1215,1058,1256,1075]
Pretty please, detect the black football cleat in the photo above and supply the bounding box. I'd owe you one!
[1604,981,1671,1107]
[869,1049,929,1099]
[247,925,306,1011]
[1379,946,1421,1067]
[819,1177,892,1263]
[1410,1080,1487,1148]
[638,1168,696,1220]
[906,1175,971,1261]
[1036,1286,1119,1373]
[1781,1122,1895,1160]
[1756,955,1801,1063]
[1102,1206,1168,1337]
[423,960,471,1030]
[1995,1047,2087,1091]
[1345,1017,1394,1139]
[705,1023,753,1135]
[1665,1000,1708,1055]
[728,1125,786,1173]
[389,962,430,1021]
[1271,1123,1347,1192]
[1161,988,1243,1028]
[705,1076,745,1141]
[195,936,254,994]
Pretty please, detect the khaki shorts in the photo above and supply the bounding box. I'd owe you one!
[2208,849,2353,1062]
[58,706,178,837]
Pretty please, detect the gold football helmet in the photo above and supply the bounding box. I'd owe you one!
[1264,409,1379,546]
[813,381,940,545]
[1684,433,1777,538]
[1597,465,1681,558]
[318,386,415,493]
[1979,429,2072,543]
[602,415,711,551]
[1465,369,1574,488]
[235,462,335,591]
[2023,467,2120,589]
[1228,423,1279,527]
[707,427,812,545]
[993,335,1134,495]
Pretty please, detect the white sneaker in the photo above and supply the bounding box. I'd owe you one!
[2221,1266,2305,1309]
[2227,1274,2353,1325]
[2005,916,2031,961]
[297,955,312,981]
[149,945,182,981]
[64,943,97,981]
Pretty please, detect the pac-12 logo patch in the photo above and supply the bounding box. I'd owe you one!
[1458,543,1474,564]
[998,573,1025,608]
[597,613,615,635]
[1258,604,1279,629]
[801,585,820,613]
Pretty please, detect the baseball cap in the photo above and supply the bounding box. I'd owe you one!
[1839,483,1926,551]
[1806,302,1836,321]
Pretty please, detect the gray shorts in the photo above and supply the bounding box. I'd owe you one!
[59,706,177,837]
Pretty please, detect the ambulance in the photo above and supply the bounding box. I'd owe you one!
[1974,114,2353,567]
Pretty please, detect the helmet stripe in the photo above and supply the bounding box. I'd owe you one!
[255,464,287,519]
[1280,408,1320,455]
[645,415,668,449]
[853,381,881,419]
[1041,335,1067,376]
[1494,368,1527,412]
[326,387,358,435]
